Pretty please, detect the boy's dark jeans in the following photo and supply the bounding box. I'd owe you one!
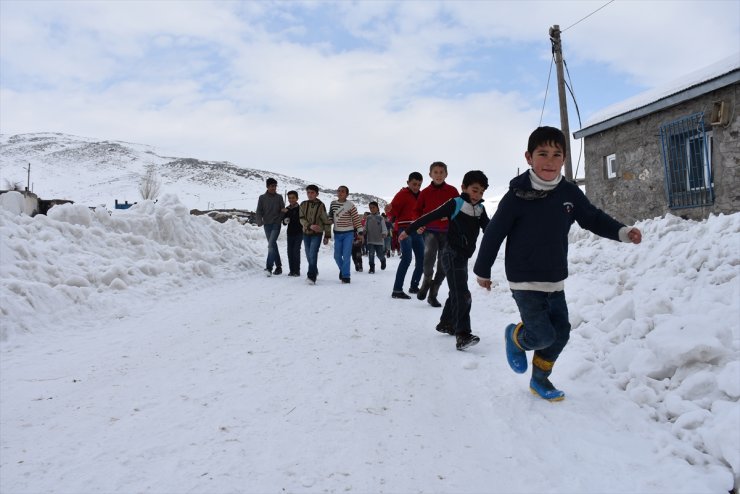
[287,233,302,274]
[511,289,571,363]
[440,247,472,336]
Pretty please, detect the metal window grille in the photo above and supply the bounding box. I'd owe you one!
[659,113,714,209]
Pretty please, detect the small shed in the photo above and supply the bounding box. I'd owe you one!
[574,55,739,223]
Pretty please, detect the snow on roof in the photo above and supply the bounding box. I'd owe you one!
[575,53,740,138]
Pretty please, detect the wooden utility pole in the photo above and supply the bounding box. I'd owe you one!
[549,25,574,182]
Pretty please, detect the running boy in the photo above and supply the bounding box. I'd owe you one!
[473,126,642,401]
[399,170,490,351]
[415,161,459,307]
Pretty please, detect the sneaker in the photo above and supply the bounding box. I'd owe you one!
[456,334,480,351]
[530,377,565,401]
[427,296,442,308]
[273,267,282,275]
[381,260,386,270]
[409,286,420,294]
[264,268,272,277]
[341,277,351,284]
[391,291,411,299]
[307,274,317,284]
[435,322,454,335]
[368,267,375,274]
[288,272,300,277]
[505,323,528,374]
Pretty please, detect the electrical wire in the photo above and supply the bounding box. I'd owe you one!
[539,56,555,127]
[563,60,584,180]
[562,0,616,32]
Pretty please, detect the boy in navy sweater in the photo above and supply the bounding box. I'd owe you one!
[400,170,490,351]
[473,127,642,401]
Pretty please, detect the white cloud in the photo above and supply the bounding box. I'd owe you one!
[1,0,738,197]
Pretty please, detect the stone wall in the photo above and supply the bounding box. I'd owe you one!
[582,83,739,224]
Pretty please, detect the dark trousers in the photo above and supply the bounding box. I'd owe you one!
[422,231,447,283]
[439,247,472,336]
[511,290,571,363]
[287,233,302,275]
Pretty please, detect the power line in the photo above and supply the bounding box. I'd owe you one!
[539,56,555,127]
[562,0,616,32]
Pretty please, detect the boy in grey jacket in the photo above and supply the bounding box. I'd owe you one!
[364,201,388,274]
[255,177,286,276]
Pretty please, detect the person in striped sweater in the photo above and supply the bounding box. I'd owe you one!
[328,186,364,284]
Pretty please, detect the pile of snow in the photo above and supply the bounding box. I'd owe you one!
[0,193,738,491]
[0,192,263,338]
[563,213,739,486]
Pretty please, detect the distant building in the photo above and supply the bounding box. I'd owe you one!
[574,55,739,223]
[114,200,136,210]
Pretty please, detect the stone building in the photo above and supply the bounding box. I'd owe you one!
[573,56,739,224]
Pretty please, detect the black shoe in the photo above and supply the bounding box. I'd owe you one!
[341,277,351,284]
[408,286,420,294]
[288,272,300,277]
[427,296,442,308]
[273,267,282,275]
[392,291,411,299]
[435,322,455,335]
[417,279,431,300]
[381,261,386,270]
[307,274,316,284]
[456,334,480,351]
[368,267,375,274]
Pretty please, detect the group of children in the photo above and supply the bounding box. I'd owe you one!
[255,126,643,401]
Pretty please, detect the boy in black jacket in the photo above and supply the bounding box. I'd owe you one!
[473,126,642,401]
[283,190,303,276]
[399,170,490,351]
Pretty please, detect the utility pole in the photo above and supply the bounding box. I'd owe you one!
[26,162,31,192]
[549,24,574,182]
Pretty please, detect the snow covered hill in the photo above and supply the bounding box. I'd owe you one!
[0,132,385,212]
[0,193,738,492]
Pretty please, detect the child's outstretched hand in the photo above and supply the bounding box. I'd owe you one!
[477,276,493,291]
[398,231,408,241]
[627,227,642,244]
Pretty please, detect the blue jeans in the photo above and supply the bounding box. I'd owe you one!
[511,290,571,363]
[367,244,386,269]
[287,233,302,275]
[393,230,424,292]
[263,223,282,270]
[439,247,471,336]
[333,231,354,279]
[303,235,322,279]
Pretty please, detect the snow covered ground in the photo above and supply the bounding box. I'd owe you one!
[1,192,738,493]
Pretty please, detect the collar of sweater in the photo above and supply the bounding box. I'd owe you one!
[529,170,562,191]
[431,181,447,189]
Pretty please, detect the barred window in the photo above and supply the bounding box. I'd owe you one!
[659,113,714,209]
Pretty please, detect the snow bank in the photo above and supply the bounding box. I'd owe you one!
[0,193,264,339]
[566,212,740,487]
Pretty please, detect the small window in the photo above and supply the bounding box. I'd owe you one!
[605,154,617,179]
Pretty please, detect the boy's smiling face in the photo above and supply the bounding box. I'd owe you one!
[526,142,565,182]
[462,183,485,203]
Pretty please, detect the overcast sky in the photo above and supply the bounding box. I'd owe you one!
[1,0,738,199]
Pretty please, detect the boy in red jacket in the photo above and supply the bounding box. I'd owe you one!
[385,171,424,299]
